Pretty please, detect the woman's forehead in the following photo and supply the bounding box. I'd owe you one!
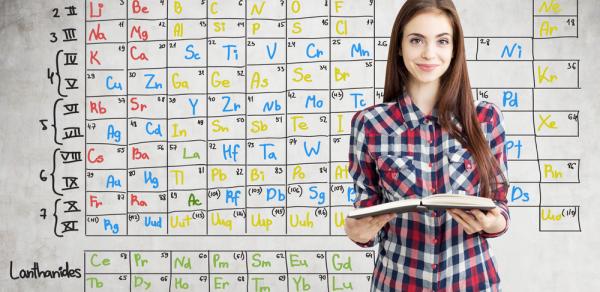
[404,11,453,37]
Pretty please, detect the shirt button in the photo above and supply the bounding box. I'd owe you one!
[432,211,437,217]
[428,139,433,144]
[428,162,433,168]
[430,187,435,193]
[432,264,437,270]
[433,237,438,244]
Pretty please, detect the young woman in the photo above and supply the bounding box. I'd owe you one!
[345,0,510,291]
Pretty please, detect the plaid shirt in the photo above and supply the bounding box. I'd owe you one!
[348,94,510,292]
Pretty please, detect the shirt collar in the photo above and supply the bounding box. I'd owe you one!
[397,93,439,129]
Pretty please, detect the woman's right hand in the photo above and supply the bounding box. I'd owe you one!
[344,213,397,244]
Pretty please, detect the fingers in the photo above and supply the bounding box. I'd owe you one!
[448,209,481,234]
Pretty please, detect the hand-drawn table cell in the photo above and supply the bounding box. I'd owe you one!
[245,39,286,66]
[209,274,247,291]
[246,1,286,19]
[206,38,246,67]
[534,0,578,16]
[475,38,533,61]
[328,251,376,273]
[168,140,206,165]
[87,71,127,96]
[287,90,329,114]
[128,95,167,119]
[287,183,329,207]
[128,69,167,95]
[248,274,289,291]
[85,252,130,273]
[287,62,330,90]
[534,16,578,38]
[246,184,287,208]
[247,93,285,117]
[168,95,207,119]
[246,19,286,39]
[127,0,167,19]
[287,137,330,164]
[287,207,329,234]
[128,119,167,144]
[330,138,351,162]
[507,183,541,206]
[330,16,374,38]
[127,143,167,169]
[86,192,127,215]
[331,89,374,114]
[540,206,581,231]
[207,68,246,93]
[246,251,288,273]
[167,0,207,19]
[86,144,127,169]
[128,41,167,70]
[463,37,479,60]
[286,163,330,186]
[171,252,210,273]
[504,136,539,160]
[207,93,246,116]
[329,274,373,291]
[87,214,127,235]
[130,274,170,292]
[246,65,286,93]
[85,274,130,290]
[330,0,376,16]
[374,37,390,60]
[534,111,579,137]
[128,213,168,235]
[169,275,210,291]
[286,38,329,64]
[207,209,246,234]
[288,274,329,292]
[167,211,207,235]
[167,118,206,142]
[86,1,127,21]
[330,61,374,88]
[330,206,353,234]
[86,170,127,192]
[87,96,127,120]
[208,252,248,273]
[469,61,533,88]
[86,118,127,145]
[168,68,207,94]
[207,185,246,210]
[288,114,330,137]
[129,252,171,273]
[479,89,533,112]
[507,160,542,183]
[246,139,286,164]
[287,17,330,38]
[206,1,245,19]
[168,190,207,212]
[503,112,535,136]
[168,165,208,190]
[287,252,327,273]
[330,184,355,206]
[167,39,206,68]
[206,140,247,164]
[128,192,168,213]
[128,168,167,192]
[331,37,374,60]
[247,208,286,234]
[86,20,127,44]
[539,159,580,183]
[533,61,579,88]
[87,44,127,70]
[166,20,208,41]
[128,19,168,42]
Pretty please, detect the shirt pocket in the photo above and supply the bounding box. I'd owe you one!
[375,154,418,200]
[446,147,479,195]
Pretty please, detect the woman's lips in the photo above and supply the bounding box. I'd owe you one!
[417,64,439,72]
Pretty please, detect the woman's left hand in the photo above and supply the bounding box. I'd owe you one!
[447,207,505,235]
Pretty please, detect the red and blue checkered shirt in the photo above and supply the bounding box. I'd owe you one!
[348,94,510,291]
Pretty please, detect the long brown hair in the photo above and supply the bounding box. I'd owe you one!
[383,0,507,198]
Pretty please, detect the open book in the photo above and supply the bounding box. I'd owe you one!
[347,193,496,219]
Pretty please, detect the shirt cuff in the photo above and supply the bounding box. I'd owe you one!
[479,208,509,238]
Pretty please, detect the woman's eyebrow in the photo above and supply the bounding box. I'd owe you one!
[407,32,452,38]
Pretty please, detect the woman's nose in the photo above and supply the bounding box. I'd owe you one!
[422,43,436,59]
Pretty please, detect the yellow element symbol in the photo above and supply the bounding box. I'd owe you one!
[537,66,558,84]
[251,253,272,268]
[211,71,231,88]
[291,165,305,180]
[171,123,188,138]
[291,0,301,14]
[289,212,314,228]
[543,164,563,179]
[170,170,185,185]
[250,168,265,182]
[250,213,272,231]
[173,23,184,38]
[336,114,344,133]
[173,0,182,14]
[331,253,353,271]
[169,215,191,228]
[334,211,345,228]
[90,253,110,267]
[213,21,225,32]
[250,71,269,89]
[289,253,308,267]
[171,72,189,89]
[211,167,228,181]
[334,66,350,81]
[290,115,308,132]
[541,208,563,221]
[538,0,561,13]
[250,1,266,16]
[250,120,268,133]
[335,165,348,180]
[210,212,232,230]
[335,1,344,13]
[291,21,302,34]
[292,67,312,82]
[211,119,230,132]
[213,276,230,289]
[335,19,347,35]
[251,22,261,35]
[537,114,557,131]
[539,21,558,37]
[210,2,218,14]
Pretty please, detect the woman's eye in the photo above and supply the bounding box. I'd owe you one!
[438,39,450,45]
[410,38,422,45]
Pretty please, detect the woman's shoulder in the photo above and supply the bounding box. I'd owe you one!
[474,100,504,126]
[350,101,399,128]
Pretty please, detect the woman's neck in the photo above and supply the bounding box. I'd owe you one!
[407,79,440,115]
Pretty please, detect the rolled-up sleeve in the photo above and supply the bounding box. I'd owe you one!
[479,102,510,238]
[348,110,384,247]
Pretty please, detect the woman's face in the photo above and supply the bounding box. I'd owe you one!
[400,11,454,87]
